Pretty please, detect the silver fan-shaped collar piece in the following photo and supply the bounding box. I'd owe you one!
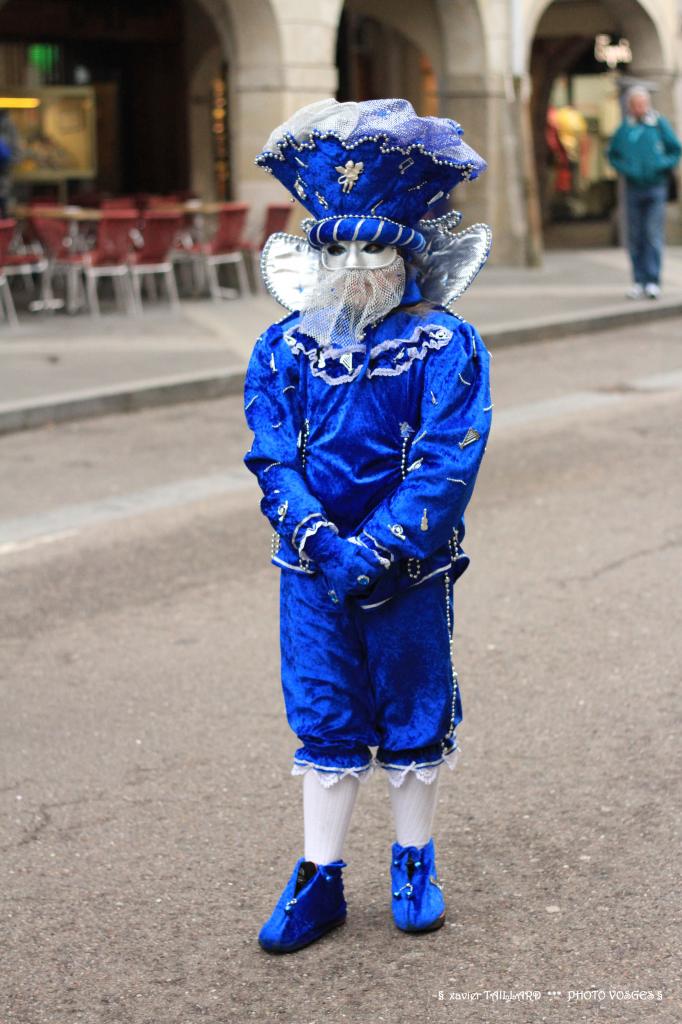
[260,220,492,313]
[414,221,492,310]
[260,232,321,312]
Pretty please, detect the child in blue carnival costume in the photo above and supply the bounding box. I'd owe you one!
[243,98,493,952]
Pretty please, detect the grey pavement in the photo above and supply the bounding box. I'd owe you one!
[2,246,682,434]
[1,317,681,1023]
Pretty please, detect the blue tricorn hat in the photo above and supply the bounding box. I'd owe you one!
[256,98,486,254]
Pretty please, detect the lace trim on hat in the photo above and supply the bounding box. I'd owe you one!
[257,128,479,177]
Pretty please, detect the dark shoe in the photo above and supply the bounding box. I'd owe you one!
[258,857,347,953]
[391,838,446,933]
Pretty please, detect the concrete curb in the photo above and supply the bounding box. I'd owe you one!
[483,297,682,348]
[2,300,681,436]
[0,368,245,436]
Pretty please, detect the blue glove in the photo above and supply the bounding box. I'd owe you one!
[301,526,385,604]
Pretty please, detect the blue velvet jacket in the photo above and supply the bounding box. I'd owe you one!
[243,276,492,610]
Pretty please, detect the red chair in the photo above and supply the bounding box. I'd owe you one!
[3,249,49,304]
[242,203,292,292]
[145,194,182,209]
[190,201,250,300]
[128,210,183,309]
[30,211,73,259]
[0,218,18,325]
[30,210,77,311]
[100,197,138,210]
[258,203,292,247]
[58,209,139,316]
[1,217,50,307]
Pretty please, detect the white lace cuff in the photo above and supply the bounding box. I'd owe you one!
[380,744,461,788]
[297,519,339,560]
[292,759,375,787]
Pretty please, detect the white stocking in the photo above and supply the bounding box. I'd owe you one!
[303,770,360,865]
[388,766,441,848]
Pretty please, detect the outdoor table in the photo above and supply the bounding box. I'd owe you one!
[14,204,102,222]
[14,207,104,314]
[11,200,240,311]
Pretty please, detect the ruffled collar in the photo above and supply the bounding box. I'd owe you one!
[283,274,455,387]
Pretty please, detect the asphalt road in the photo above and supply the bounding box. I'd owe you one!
[1,319,681,1023]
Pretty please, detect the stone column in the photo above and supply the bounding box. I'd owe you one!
[439,72,530,265]
[232,0,343,237]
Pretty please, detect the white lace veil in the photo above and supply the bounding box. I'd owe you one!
[297,255,406,350]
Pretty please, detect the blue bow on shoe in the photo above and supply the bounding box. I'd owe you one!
[258,857,347,954]
[390,838,446,933]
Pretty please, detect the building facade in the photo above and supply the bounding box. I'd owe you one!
[0,0,680,263]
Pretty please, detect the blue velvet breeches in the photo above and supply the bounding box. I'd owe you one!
[279,568,462,783]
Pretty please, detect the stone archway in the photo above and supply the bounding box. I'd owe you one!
[336,0,442,120]
[189,0,287,218]
[0,0,299,224]
[185,0,234,202]
[526,0,672,249]
[338,0,444,95]
[0,0,194,196]
[527,0,671,77]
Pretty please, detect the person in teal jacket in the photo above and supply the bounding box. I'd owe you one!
[607,86,681,299]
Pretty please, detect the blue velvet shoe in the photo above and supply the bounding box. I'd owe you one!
[391,838,446,933]
[258,857,347,953]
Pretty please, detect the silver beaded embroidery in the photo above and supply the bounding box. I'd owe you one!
[257,128,477,179]
[442,571,459,747]
[400,435,409,479]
